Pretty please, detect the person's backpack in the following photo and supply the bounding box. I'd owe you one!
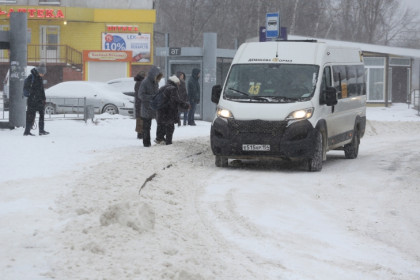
[150,85,170,110]
[23,74,35,98]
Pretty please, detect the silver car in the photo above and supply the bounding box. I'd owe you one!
[107,77,136,97]
[45,81,134,116]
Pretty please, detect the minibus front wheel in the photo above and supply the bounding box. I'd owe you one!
[215,156,228,167]
[306,130,323,172]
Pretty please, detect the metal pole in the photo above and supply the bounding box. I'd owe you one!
[165,33,169,79]
[9,12,28,128]
[384,55,389,107]
[202,32,217,122]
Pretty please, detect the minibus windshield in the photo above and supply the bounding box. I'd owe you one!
[224,64,319,102]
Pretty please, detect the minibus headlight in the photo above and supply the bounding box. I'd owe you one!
[217,108,234,119]
[287,108,314,121]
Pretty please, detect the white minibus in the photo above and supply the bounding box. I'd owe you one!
[210,40,366,171]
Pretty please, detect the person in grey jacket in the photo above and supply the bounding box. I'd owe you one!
[138,66,163,147]
[187,68,200,126]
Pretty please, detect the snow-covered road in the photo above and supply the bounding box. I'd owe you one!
[1,107,420,279]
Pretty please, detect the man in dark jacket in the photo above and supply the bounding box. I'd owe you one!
[187,68,200,126]
[134,71,146,139]
[23,63,49,136]
[138,66,163,147]
[176,71,188,126]
[156,75,190,145]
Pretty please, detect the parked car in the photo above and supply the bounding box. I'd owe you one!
[3,66,35,109]
[107,77,136,97]
[45,81,134,116]
[106,76,166,98]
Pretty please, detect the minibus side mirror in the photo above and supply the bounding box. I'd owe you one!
[211,85,222,104]
[325,86,337,106]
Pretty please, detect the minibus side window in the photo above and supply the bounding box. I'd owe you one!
[333,65,347,99]
[346,65,358,97]
[356,65,366,96]
[320,66,332,104]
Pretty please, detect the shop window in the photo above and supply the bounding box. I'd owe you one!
[364,57,385,66]
[389,58,410,67]
[368,68,385,102]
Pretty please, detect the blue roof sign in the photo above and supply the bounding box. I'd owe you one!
[266,12,279,39]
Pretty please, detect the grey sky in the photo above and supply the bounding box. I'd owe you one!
[401,0,420,10]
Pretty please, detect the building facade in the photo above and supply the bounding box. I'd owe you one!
[0,0,156,87]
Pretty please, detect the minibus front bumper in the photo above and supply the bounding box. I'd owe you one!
[210,117,318,160]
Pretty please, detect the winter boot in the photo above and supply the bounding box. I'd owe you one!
[143,131,151,147]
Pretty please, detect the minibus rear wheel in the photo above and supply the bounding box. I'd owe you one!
[344,128,360,159]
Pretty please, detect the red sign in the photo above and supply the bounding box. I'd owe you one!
[0,8,65,19]
[107,25,139,32]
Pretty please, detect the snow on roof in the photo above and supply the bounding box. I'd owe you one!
[247,35,420,59]
[288,35,420,59]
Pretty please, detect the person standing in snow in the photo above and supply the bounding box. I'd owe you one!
[187,68,201,126]
[138,66,163,147]
[134,71,146,139]
[23,62,49,136]
[176,71,188,126]
[155,75,190,145]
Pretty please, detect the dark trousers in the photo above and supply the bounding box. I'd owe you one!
[179,112,188,125]
[156,123,175,145]
[141,117,152,147]
[156,123,166,141]
[187,102,197,124]
[24,107,45,134]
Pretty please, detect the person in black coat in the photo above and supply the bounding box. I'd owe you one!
[156,75,190,145]
[23,63,49,136]
[138,66,163,147]
[134,71,146,139]
[176,71,189,126]
[187,68,200,126]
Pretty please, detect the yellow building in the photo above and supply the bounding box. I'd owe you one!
[0,5,156,85]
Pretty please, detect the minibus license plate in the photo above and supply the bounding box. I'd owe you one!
[242,144,270,151]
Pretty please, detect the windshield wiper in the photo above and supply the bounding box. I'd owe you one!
[250,96,271,102]
[227,87,249,97]
[227,88,270,102]
[270,96,300,102]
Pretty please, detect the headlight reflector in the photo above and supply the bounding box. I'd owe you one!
[217,108,233,118]
[287,108,314,121]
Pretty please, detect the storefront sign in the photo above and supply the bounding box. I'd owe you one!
[0,7,65,19]
[83,50,132,62]
[169,47,181,56]
[106,25,139,32]
[102,33,151,63]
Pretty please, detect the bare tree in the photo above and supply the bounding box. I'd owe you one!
[331,0,420,46]
[155,0,420,49]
